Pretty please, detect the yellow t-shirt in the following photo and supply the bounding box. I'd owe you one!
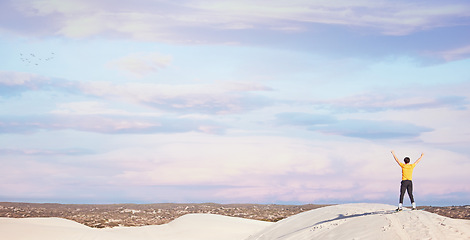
[399,163,416,180]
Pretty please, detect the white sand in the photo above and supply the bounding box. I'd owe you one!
[0,214,272,240]
[2,203,470,240]
[246,203,470,240]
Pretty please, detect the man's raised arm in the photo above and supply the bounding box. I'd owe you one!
[391,151,401,165]
[414,153,424,165]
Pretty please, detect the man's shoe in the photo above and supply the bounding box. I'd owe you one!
[396,208,403,212]
[412,208,417,210]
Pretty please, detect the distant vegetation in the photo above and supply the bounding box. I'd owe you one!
[0,202,329,228]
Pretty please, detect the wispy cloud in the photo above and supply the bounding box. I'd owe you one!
[315,92,469,113]
[191,0,470,35]
[107,52,172,77]
[51,101,134,115]
[4,0,470,41]
[0,71,79,96]
[1,71,272,114]
[433,45,470,61]
[275,112,433,140]
[275,112,336,126]
[79,81,273,114]
[311,119,433,139]
[0,148,94,156]
[0,114,225,135]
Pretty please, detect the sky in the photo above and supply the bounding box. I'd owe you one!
[1,0,470,206]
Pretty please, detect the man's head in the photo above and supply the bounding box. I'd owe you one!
[404,157,410,164]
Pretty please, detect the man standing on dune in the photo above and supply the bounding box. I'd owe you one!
[391,150,424,211]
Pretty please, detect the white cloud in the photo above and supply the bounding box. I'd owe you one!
[51,101,129,115]
[59,14,108,38]
[107,52,173,77]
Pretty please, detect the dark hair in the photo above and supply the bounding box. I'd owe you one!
[404,157,410,164]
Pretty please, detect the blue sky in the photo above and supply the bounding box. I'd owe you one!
[1,0,470,205]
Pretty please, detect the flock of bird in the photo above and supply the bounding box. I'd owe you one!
[20,52,55,66]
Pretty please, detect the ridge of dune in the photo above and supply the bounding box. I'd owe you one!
[106,213,273,240]
[245,203,470,240]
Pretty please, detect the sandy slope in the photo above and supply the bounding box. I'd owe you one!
[246,203,470,240]
[2,203,470,240]
[0,214,272,240]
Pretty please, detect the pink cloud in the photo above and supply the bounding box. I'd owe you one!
[434,45,470,61]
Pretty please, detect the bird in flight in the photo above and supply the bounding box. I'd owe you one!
[20,52,55,66]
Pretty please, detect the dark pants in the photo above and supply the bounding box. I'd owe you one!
[399,180,414,204]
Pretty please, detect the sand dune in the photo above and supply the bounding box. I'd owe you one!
[246,203,470,240]
[2,203,470,240]
[0,214,272,240]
